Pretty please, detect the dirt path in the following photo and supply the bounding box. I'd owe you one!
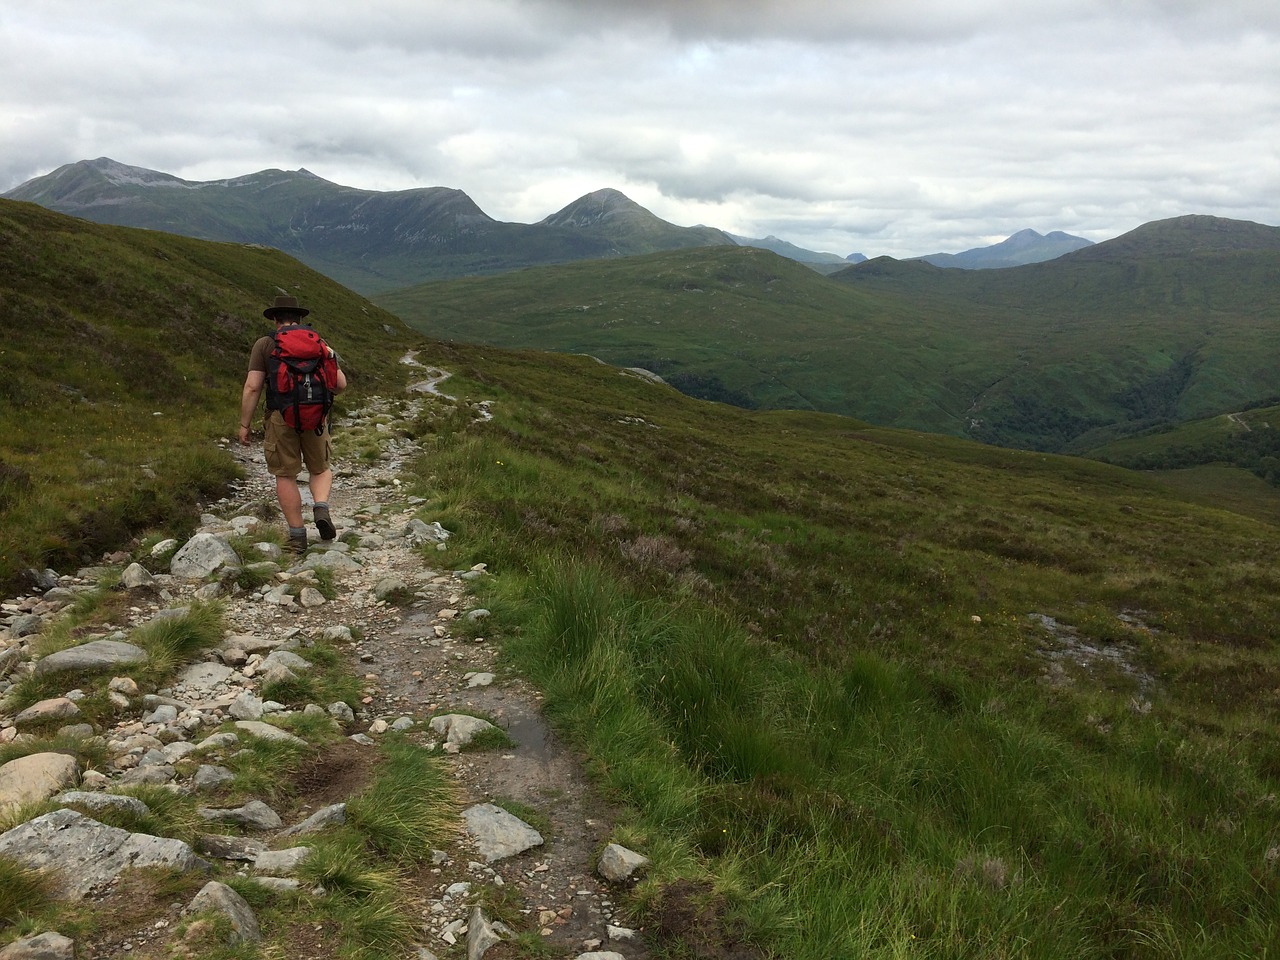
[219,392,649,958]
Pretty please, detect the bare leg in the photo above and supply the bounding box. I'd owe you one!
[276,476,304,528]
[308,469,333,506]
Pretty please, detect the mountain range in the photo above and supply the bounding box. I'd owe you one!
[7,158,1083,292]
[380,213,1280,457]
[913,228,1092,268]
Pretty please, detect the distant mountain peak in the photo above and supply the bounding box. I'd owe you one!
[915,228,1093,270]
[541,189,649,228]
[76,157,190,188]
[1064,214,1280,261]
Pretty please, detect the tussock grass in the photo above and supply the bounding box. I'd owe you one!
[293,837,417,959]
[258,643,361,713]
[346,738,457,859]
[224,734,313,802]
[130,601,224,677]
[103,786,209,844]
[0,856,56,931]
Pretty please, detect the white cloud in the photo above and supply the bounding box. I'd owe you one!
[1,0,1278,259]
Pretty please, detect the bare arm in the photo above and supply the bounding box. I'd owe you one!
[239,370,265,446]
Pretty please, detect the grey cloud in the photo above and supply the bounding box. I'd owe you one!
[2,1,1279,260]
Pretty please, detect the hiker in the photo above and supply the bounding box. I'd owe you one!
[238,295,347,553]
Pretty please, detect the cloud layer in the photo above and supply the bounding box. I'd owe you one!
[2,1,1277,258]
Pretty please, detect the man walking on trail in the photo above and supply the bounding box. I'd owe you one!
[239,295,347,554]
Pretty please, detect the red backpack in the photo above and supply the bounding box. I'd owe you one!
[266,325,339,434]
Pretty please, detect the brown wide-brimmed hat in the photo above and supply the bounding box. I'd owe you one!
[263,295,310,320]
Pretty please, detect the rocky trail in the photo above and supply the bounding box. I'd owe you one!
[0,388,652,960]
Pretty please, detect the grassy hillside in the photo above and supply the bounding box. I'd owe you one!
[405,343,1280,957]
[380,245,990,418]
[6,201,1280,956]
[1086,402,1280,482]
[0,199,418,590]
[379,218,1280,455]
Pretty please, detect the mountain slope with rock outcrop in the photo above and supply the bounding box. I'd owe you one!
[4,159,735,293]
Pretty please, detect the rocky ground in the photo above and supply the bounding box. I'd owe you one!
[0,387,654,960]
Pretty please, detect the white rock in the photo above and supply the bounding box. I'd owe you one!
[120,562,155,588]
[597,843,650,882]
[186,880,260,943]
[462,803,544,862]
[429,714,496,749]
[170,533,240,580]
[0,753,79,810]
[150,538,179,557]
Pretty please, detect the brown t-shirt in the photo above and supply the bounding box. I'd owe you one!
[248,335,274,373]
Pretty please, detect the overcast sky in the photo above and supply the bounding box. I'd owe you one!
[2,1,1278,259]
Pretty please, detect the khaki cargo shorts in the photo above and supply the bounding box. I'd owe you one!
[263,411,332,478]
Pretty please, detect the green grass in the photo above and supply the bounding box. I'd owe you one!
[346,737,457,859]
[257,642,361,709]
[0,198,426,594]
[0,857,56,932]
[7,200,1280,957]
[396,341,1280,958]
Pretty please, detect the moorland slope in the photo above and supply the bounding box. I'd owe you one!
[2,202,1280,957]
[0,197,414,590]
[382,215,1280,456]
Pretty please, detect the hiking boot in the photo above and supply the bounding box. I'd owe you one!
[286,532,309,556]
[313,505,336,541]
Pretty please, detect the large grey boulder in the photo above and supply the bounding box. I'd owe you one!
[0,646,23,678]
[197,799,282,830]
[597,843,650,882]
[33,639,147,676]
[186,881,261,944]
[14,697,80,725]
[429,714,496,750]
[8,615,42,639]
[260,650,313,673]
[170,534,240,579]
[404,519,450,543]
[233,720,306,746]
[0,932,76,960]
[119,563,155,588]
[53,791,150,818]
[195,834,266,862]
[373,576,409,601]
[300,551,362,573]
[467,905,509,960]
[178,661,236,691]
[253,846,311,875]
[0,809,207,897]
[193,764,236,790]
[462,803,544,862]
[0,753,79,810]
[280,802,346,838]
[229,692,264,721]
